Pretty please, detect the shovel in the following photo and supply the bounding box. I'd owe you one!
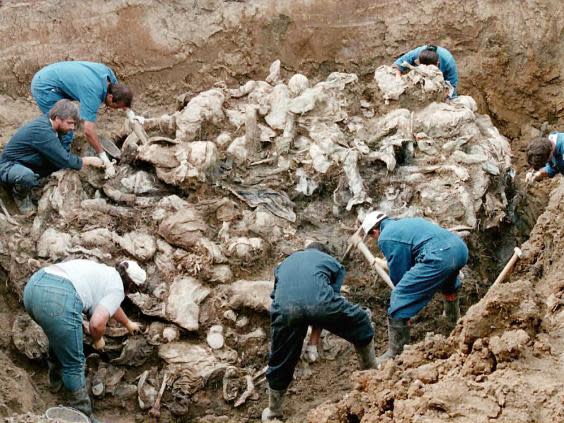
[100,138,122,160]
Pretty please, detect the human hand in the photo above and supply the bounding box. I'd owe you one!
[350,233,363,248]
[93,337,105,351]
[104,160,116,179]
[303,345,319,363]
[82,157,105,168]
[125,320,142,335]
[525,170,540,184]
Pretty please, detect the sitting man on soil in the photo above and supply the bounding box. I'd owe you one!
[361,211,468,368]
[31,60,133,177]
[0,99,105,213]
[393,44,458,98]
[262,242,376,422]
[23,259,145,423]
[525,131,564,183]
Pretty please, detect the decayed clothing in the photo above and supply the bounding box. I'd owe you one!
[266,249,373,391]
[377,217,468,319]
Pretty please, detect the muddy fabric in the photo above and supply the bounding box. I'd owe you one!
[266,249,373,391]
[23,271,85,392]
[394,45,458,95]
[377,217,468,319]
[544,132,564,177]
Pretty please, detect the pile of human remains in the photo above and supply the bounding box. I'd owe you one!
[0,60,512,418]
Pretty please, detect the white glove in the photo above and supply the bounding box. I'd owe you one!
[525,170,540,184]
[126,109,145,125]
[303,345,319,363]
[98,151,116,179]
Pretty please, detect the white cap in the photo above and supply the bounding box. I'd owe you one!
[121,260,146,286]
[361,210,388,235]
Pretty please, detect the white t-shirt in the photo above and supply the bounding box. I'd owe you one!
[44,259,125,317]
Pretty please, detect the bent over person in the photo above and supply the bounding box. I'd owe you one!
[361,211,468,368]
[525,131,564,183]
[0,100,104,214]
[23,259,146,422]
[393,44,458,97]
[262,243,376,422]
[31,61,133,176]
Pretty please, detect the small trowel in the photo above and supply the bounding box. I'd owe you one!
[100,138,122,160]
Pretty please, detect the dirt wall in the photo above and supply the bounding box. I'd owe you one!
[0,0,563,137]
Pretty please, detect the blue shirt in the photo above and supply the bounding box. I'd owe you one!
[32,61,118,122]
[377,217,461,286]
[0,115,82,176]
[271,249,346,309]
[394,45,458,90]
[544,132,564,178]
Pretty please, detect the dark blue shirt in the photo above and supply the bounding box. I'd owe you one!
[378,217,460,285]
[272,249,346,308]
[544,132,564,177]
[0,115,82,176]
[33,61,117,122]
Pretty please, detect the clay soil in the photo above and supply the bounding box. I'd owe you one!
[0,1,563,422]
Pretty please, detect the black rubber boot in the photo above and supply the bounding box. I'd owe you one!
[47,359,63,393]
[443,296,460,327]
[354,337,377,370]
[375,317,410,369]
[12,186,35,215]
[261,387,286,422]
[68,387,102,423]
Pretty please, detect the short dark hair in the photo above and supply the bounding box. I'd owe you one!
[527,137,552,170]
[108,83,133,107]
[48,99,79,121]
[115,261,136,293]
[306,242,331,255]
[419,45,439,66]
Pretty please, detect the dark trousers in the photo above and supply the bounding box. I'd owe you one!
[266,295,374,391]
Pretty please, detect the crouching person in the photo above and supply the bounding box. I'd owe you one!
[23,259,146,422]
[262,243,376,422]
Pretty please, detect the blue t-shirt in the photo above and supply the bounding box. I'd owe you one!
[394,45,458,90]
[0,115,82,176]
[544,132,564,177]
[32,61,118,122]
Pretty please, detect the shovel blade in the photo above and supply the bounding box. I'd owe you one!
[101,138,122,159]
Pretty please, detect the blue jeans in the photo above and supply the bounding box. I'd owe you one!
[388,237,468,319]
[266,293,374,391]
[23,270,85,392]
[0,162,40,190]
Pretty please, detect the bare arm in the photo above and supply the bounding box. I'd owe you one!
[112,307,129,327]
[308,326,322,347]
[83,121,104,154]
[89,305,110,341]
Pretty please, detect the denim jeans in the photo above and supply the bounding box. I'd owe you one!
[0,162,40,190]
[23,269,85,392]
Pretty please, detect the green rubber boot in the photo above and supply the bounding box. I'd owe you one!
[375,317,410,369]
[261,387,286,422]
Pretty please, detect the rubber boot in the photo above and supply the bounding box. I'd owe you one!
[443,295,460,327]
[68,387,102,423]
[375,318,410,369]
[354,337,377,370]
[47,359,63,393]
[261,387,286,422]
[12,186,35,215]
